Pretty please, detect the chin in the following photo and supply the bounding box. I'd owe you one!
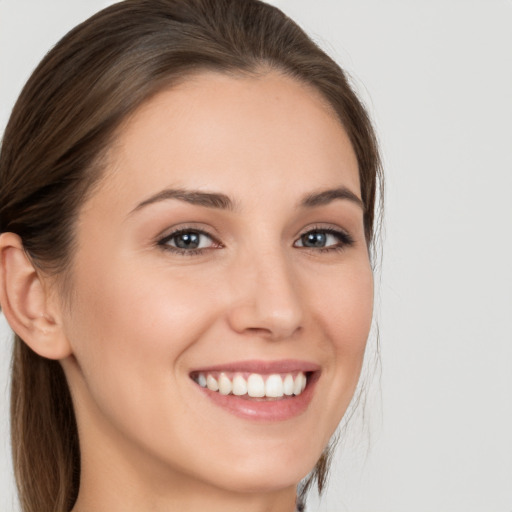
[191,445,321,495]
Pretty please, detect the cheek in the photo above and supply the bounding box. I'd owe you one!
[62,254,209,410]
[306,259,374,423]
[67,259,214,373]
[62,255,226,466]
[313,259,374,355]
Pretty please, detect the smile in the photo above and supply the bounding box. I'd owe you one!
[189,360,320,421]
[191,371,308,399]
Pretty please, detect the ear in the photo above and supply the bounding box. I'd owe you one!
[0,232,72,360]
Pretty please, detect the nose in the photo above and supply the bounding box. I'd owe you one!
[226,249,304,340]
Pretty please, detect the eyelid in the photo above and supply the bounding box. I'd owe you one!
[155,222,218,243]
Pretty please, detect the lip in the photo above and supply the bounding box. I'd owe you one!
[190,358,321,375]
[190,359,321,422]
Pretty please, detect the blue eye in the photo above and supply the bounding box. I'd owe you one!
[159,229,216,252]
[294,229,353,250]
[158,226,353,255]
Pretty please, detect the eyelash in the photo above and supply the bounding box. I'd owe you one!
[157,227,221,256]
[297,226,355,253]
[156,225,354,256]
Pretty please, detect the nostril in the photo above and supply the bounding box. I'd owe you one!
[244,323,302,341]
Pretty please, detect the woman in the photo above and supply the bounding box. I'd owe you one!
[0,0,382,511]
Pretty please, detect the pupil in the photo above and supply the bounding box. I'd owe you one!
[175,232,200,249]
[302,232,326,247]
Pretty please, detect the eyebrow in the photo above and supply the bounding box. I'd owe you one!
[300,187,365,210]
[130,188,237,214]
[129,185,364,215]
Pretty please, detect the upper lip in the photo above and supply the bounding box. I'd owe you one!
[189,359,321,374]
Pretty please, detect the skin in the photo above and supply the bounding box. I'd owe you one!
[0,71,373,512]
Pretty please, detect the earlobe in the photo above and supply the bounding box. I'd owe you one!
[0,232,72,360]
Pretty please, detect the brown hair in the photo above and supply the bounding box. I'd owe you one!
[0,1,382,510]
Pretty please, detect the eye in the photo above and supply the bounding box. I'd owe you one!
[294,228,354,251]
[158,229,219,253]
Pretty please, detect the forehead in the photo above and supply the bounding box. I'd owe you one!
[97,71,360,212]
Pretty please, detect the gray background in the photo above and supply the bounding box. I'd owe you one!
[1,1,511,511]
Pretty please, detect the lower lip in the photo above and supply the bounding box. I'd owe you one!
[194,372,319,422]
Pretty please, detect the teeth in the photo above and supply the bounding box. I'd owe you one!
[247,374,265,397]
[232,374,248,396]
[218,373,232,395]
[265,374,284,398]
[206,375,219,391]
[283,374,294,396]
[293,372,306,395]
[195,371,308,398]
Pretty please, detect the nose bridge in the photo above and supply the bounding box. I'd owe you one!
[227,242,304,339]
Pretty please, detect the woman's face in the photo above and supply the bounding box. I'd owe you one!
[60,71,373,497]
